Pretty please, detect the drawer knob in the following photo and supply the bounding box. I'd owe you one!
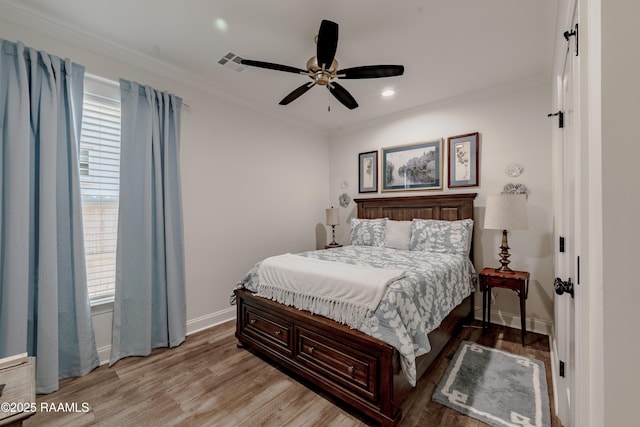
[249,319,257,324]
[274,330,281,336]
[308,346,315,355]
[348,366,355,374]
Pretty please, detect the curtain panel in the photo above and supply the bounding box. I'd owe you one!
[0,39,99,393]
[110,79,186,365]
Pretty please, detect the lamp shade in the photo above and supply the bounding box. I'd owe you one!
[484,194,528,231]
[325,207,340,226]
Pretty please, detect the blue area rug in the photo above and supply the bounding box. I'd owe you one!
[432,341,551,427]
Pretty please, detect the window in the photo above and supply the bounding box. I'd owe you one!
[79,76,121,303]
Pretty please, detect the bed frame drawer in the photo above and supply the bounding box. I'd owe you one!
[240,303,293,356]
[295,326,378,401]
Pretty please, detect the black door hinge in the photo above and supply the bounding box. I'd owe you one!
[577,255,580,285]
[548,111,564,128]
[559,236,565,253]
[564,23,579,56]
[560,360,565,377]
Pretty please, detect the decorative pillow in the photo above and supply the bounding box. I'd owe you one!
[384,220,411,250]
[350,218,387,247]
[409,219,474,255]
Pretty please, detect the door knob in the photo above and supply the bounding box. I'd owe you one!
[554,277,574,298]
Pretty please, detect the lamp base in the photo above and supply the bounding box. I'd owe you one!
[496,229,515,273]
[327,225,339,247]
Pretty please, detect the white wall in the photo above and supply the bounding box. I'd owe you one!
[601,0,640,424]
[329,80,554,332]
[0,14,330,361]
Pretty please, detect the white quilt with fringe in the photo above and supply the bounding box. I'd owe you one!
[257,253,405,328]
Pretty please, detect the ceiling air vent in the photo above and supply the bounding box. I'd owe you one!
[218,52,247,72]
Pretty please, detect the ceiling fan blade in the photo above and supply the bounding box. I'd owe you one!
[279,83,315,105]
[328,82,358,110]
[338,65,405,79]
[316,20,338,68]
[241,59,307,75]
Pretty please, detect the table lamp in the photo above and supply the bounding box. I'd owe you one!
[484,194,528,272]
[325,207,340,247]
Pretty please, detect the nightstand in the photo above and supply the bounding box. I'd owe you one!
[0,355,35,426]
[479,268,530,346]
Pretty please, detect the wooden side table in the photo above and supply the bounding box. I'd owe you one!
[0,355,35,426]
[479,268,530,346]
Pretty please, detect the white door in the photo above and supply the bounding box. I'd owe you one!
[554,4,579,426]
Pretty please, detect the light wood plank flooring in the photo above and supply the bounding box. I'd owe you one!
[24,320,561,426]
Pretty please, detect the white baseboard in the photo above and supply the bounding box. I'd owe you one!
[97,345,111,366]
[95,307,236,366]
[473,307,553,336]
[186,307,235,335]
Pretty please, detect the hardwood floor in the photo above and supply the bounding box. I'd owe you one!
[24,319,561,426]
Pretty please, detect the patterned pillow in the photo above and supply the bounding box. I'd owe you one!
[350,218,387,247]
[409,219,474,255]
[384,220,411,250]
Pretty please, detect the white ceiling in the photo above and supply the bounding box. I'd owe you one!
[1,0,559,134]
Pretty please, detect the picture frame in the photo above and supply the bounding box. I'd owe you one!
[381,139,443,192]
[358,150,378,193]
[447,132,479,188]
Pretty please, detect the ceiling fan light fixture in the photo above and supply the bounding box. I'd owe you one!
[306,57,338,86]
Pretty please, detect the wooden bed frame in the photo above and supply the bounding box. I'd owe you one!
[235,193,477,426]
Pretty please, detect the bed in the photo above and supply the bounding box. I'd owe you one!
[234,193,477,426]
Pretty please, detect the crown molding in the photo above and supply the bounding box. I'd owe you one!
[0,0,329,137]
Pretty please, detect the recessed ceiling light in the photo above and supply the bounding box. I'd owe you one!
[382,89,395,98]
[214,18,228,33]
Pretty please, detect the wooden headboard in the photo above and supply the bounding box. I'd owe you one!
[354,193,477,221]
[354,193,477,263]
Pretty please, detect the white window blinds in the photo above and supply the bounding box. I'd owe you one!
[79,84,121,303]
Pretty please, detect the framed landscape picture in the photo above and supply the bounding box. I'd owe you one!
[358,151,378,193]
[381,139,443,192]
[447,132,479,188]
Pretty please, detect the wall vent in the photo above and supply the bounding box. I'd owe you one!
[218,52,247,72]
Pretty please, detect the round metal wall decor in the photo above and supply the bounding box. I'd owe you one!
[505,163,524,177]
[339,193,351,208]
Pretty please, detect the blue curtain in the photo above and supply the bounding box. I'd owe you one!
[0,39,99,393]
[110,79,186,365]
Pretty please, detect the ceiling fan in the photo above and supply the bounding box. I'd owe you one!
[240,19,404,110]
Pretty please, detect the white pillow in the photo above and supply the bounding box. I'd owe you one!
[384,220,411,250]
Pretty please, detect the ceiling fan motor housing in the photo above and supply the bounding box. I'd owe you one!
[306,57,338,86]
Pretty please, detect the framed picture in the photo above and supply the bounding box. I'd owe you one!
[358,150,378,193]
[381,139,443,192]
[447,132,479,188]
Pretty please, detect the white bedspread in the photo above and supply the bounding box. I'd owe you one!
[257,253,405,328]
